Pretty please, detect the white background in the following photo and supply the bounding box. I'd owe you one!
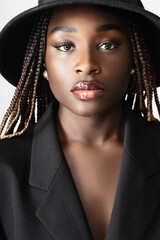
[0,0,160,122]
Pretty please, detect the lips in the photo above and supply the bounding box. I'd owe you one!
[71,81,104,92]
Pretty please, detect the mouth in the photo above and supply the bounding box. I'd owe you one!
[71,81,104,92]
[71,81,104,100]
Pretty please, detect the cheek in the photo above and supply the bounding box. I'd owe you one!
[102,47,131,95]
[45,46,73,77]
[45,58,76,106]
[45,48,70,96]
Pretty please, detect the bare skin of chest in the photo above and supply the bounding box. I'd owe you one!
[62,141,123,240]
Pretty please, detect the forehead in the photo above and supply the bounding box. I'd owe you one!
[49,3,125,28]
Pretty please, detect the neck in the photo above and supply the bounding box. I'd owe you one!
[55,103,124,147]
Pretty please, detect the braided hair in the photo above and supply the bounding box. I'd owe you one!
[0,8,160,140]
[123,13,160,121]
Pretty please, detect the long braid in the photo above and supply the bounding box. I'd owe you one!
[126,19,147,115]
[0,17,42,135]
[123,14,160,121]
[18,10,53,133]
[5,53,37,135]
[0,9,53,139]
[126,21,145,112]
[135,23,153,120]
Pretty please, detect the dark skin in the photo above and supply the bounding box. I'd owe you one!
[45,3,131,146]
[45,4,131,240]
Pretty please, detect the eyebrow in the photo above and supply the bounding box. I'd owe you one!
[49,24,124,34]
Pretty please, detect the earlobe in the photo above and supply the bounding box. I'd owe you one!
[42,62,49,80]
[43,70,49,81]
[130,67,135,75]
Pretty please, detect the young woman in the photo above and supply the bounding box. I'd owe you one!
[0,0,160,239]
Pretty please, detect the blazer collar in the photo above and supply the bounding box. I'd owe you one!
[29,99,160,240]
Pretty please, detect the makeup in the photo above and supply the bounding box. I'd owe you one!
[71,80,104,100]
[72,89,104,100]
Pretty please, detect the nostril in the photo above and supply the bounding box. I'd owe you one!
[74,63,101,74]
[76,68,100,74]
[90,69,99,74]
[76,69,82,73]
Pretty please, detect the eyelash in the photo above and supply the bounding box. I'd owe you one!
[53,41,121,52]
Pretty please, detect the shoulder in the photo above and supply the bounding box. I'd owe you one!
[0,123,35,158]
[145,120,160,165]
[0,124,35,181]
[0,124,36,232]
[145,119,160,140]
[126,104,160,164]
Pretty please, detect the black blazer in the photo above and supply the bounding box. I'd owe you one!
[1,99,160,240]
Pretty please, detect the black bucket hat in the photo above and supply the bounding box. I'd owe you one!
[0,0,160,87]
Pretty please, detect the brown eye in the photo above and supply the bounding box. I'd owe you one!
[63,43,71,50]
[99,41,121,50]
[53,43,74,52]
[105,43,112,49]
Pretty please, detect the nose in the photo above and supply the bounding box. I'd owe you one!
[74,48,101,75]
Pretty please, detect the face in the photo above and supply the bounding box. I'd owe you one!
[45,4,131,117]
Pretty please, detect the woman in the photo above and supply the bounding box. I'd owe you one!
[0,0,160,239]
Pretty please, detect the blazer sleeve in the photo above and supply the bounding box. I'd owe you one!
[0,125,34,239]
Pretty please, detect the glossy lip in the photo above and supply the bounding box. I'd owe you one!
[72,89,104,100]
[71,80,104,92]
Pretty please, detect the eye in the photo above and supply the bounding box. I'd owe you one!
[99,41,121,50]
[53,42,74,52]
[53,41,121,52]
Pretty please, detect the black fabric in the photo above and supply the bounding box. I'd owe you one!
[39,0,144,8]
[0,0,160,87]
[120,0,144,8]
[1,99,160,240]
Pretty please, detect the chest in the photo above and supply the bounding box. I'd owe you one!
[62,142,123,240]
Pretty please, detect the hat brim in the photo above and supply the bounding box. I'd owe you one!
[0,0,160,87]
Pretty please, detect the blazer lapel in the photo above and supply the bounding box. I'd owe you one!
[29,99,160,240]
[105,106,160,240]
[29,99,93,240]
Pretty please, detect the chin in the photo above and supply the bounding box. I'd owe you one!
[68,102,107,117]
